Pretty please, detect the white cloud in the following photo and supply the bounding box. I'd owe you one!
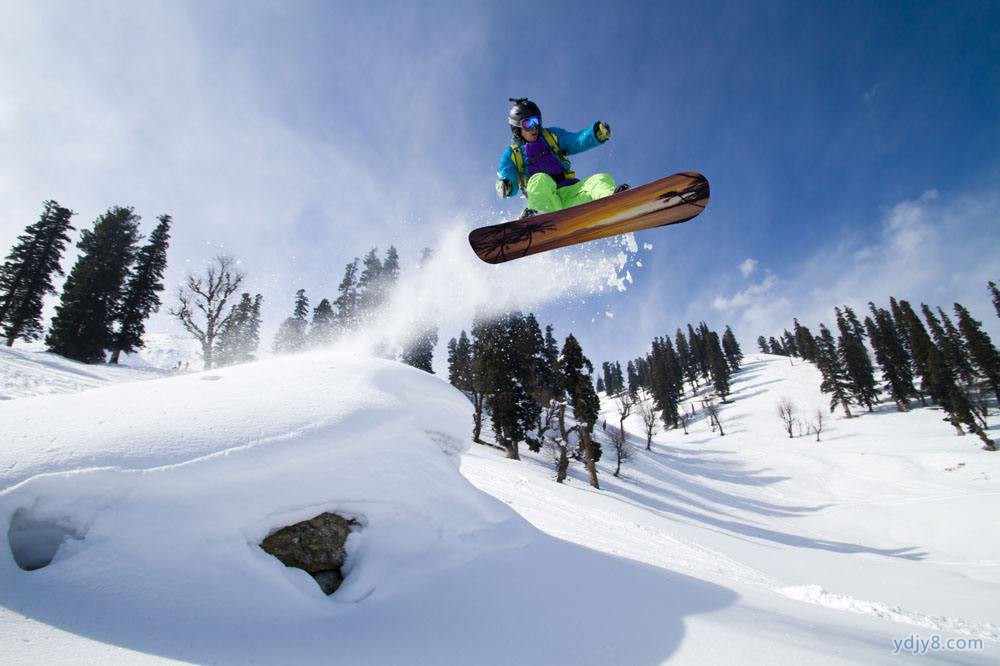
[713,272,778,310]
[711,187,1000,340]
[739,258,758,277]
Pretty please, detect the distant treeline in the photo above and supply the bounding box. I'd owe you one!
[758,290,1000,451]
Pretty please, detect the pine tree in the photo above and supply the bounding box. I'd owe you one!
[793,319,818,363]
[0,200,76,346]
[447,337,458,383]
[333,259,359,333]
[889,297,914,363]
[401,326,437,373]
[939,307,975,382]
[467,314,494,443]
[350,244,400,318]
[356,248,383,318]
[923,305,975,387]
[308,298,336,348]
[273,289,310,354]
[675,329,696,392]
[634,355,650,389]
[816,324,853,418]
[248,295,263,358]
[382,245,400,293]
[626,360,640,398]
[990,281,1000,320]
[477,311,540,460]
[601,361,614,396]
[706,329,732,401]
[46,206,142,363]
[447,330,473,391]
[864,304,916,411]
[721,325,743,372]
[757,335,769,354]
[596,377,606,393]
[539,323,563,403]
[769,336,785,356]
[109,214,171,363]
[665,339,685,404]
[925,342,995,449]
[647,337,682,428]
[835,307,879,411]
[511,312,545,449]
[954,303,1000,406]
[171,255,245,370]
[559,333,601,488]
[842,306,867,343]
[897,300,934,405]
[781,328,799,358]
[689,323,708,379]
[215,293,263,366]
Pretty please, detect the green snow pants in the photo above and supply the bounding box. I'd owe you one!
[525,172,617,214]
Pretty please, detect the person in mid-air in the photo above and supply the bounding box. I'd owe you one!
[496,98,627,218]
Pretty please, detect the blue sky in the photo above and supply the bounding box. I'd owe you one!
[1,0,998,368]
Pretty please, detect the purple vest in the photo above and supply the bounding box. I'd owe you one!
[523,137,579,187]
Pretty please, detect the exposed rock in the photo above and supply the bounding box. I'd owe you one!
[260,512,356,595]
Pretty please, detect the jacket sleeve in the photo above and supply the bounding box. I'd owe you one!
[497,146,521,197]
[549,124,605,156]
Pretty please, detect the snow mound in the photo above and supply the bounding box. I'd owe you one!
[0,351,733,664]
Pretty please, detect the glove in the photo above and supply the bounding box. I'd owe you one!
[496,178,513,198]
[594,121,611,142]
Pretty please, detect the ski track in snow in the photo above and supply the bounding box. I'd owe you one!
[778,585,1000,643]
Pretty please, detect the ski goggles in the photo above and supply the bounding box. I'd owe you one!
[520,116,541,130]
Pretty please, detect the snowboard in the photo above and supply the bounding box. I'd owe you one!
[469,171,709,264]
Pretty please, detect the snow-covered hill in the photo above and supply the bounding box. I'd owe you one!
[466,354,999,662]
[0,335,201,400]
[0,349,996,664]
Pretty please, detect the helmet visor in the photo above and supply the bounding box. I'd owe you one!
[520,116,541,130]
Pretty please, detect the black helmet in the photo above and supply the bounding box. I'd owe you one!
[508,97,541,134]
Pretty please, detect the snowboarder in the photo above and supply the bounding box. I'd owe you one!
[496,98,627,217]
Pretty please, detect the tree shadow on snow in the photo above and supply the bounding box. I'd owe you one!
[592,427,926,561]
[731,378,786,394]
[606,481,926,560]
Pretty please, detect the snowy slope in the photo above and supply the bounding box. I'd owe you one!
[0,344,161,400]
[0,334,200,400]
[461,354,999,663]
[0,350,996,664]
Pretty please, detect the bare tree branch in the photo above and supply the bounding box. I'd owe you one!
[170,255,245,369]
[638,397,658,449]
[777,398,797,439]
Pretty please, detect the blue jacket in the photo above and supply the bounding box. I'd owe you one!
[497,124,605,198]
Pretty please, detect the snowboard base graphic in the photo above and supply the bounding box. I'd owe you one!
[469,171,709,264]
